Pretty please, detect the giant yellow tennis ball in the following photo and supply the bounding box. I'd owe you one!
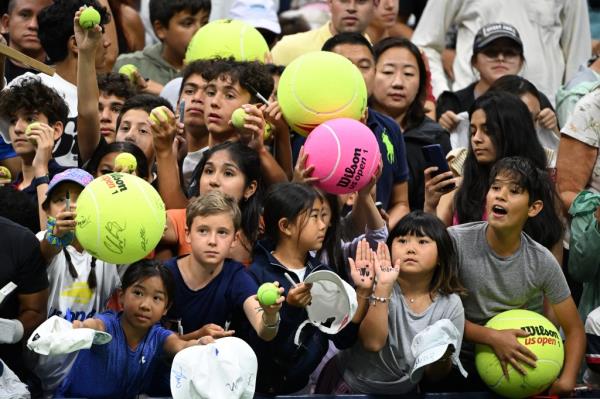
[475,309,564,398]
[114,152,137,173]
[79,7,101,29]
[185,19,269,64]
[277,51,368,136]
[118,64,138,83]
[75,173,166,264]
[257,283,280,306]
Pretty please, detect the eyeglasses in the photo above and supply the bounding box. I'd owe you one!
[480,47,522,60]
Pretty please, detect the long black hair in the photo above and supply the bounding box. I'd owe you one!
[316,193,347,282]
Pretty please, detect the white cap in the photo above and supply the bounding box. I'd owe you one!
[170,337,258,399]
[409,319,467,382]
[303,270,358,335]
[27,316,112,356]
[229,0,281,34]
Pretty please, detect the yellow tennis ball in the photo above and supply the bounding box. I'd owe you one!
[231,108,247,128]
[277,51,368,136]
[185,19,269,64]
[114,152,137,173]
[75,173,166,264]
[79,7,101,29]
[475,309,564,398]
[25,122,41,136]
[0,166,11,181]
[149,106,171,124]
[118,64,138,83]
[257,283,280,306]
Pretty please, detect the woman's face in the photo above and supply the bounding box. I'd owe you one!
[520,92,541,128]
[470,109,497,164]
[472,38,523,85]
[373,46,420,118]
[198,149,256,202]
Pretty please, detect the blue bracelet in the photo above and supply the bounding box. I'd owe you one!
[46,217,74,248]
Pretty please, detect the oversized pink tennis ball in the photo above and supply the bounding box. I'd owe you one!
[277,51,368,136]
[79,7,101,29]
[304,118,380,195]
[257,283,280,306]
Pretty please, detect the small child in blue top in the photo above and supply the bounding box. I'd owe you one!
[55,260,213,398]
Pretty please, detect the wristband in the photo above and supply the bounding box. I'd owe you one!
[45,217,75,248]
[32,174,49,188]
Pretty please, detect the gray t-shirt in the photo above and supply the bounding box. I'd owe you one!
[337,284,464,394]
[448,221,571,326]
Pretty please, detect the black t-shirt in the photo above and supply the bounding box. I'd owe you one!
[4,58,40,84]
[0,216,48,377]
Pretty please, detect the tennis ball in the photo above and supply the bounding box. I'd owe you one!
[149,106,171,124]
[25,122,41,136]
[114,152,137,173]
[231,108,246,128]
[118,64,138,83]
[257,283,280,306]
[475,309,564,398]
[0,166,11,182]
[185,19,269,64]
[75,173,166,264]
[278,51,368,136]
[79,7,101,29]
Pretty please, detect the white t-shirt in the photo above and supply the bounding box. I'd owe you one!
[183,146,208,188]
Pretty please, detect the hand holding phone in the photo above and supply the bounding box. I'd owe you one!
[422,144,456,192]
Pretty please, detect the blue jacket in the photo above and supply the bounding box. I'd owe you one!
[244,239,359,395]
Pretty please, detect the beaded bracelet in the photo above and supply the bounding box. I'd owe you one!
[46,217,75,248]
[369,294,392,306]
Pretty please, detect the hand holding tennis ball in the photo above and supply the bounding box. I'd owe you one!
[149,106,172,125]
[114,153,137,173]
[25,122,42,144]
[231,107,247,128]
[257,282,281,306]
[0,166,11,184]
[118,64,138,83]
[79,7,101,29]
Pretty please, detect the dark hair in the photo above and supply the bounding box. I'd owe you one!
[0,185,39,233]
[265,64,285,77]
[257,27,279,49]
[178,59,217,98]
[0,77,69,125]
[387,211,465,297]
[121,259,175,309]
[194,141,264,245]
[98,72,137,100]
[455,91,547,224]
[322,32,375,57]
[85,141,150,179]
[489,75,540,102]
[489,157,563,248]
[116,94,173,130]
[316,193,347,281]
[37,0,110,64]
[149,0,210,29]
[206,58,274,104]
[373,37,427,130]
[263,183,320,245]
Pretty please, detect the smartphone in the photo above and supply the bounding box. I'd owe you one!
[178,100,185,123]
[421,144,456,192]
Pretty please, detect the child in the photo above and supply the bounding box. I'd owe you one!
[247,182,373,395]
[113,0,210,87]
[448,156,585,396]
[317,211,466,394]
[55,259,213,398]
[33,168,121,395]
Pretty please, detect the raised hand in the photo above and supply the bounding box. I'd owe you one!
[374,241,400,286]
[349,239,375,293]
[292,146,319,185]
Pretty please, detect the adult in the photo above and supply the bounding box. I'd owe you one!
[365,0,398,44]
[411,0,591,104]
[271,0,375,66]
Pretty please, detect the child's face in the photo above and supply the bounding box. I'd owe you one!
[289,199,328,253]
[120,276,168,330]
[185,212,237,268]
[204,75,252,135]
[47,182,82,217]
[98,93,125,144]
[470,109,497,165]
[486,172,541,230]
[391,233,438,276]
[116,109,154,164]
[7,110,55,155]
[199,149,256,202]
[179,73,207,129]
[155,9,208,62]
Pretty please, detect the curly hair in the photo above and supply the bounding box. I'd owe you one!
[97,72,136,100]
[0,77,69,125]
[206,58,274,103]
[38,0,110,64]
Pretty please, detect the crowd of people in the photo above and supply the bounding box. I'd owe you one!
[0,0,598,397]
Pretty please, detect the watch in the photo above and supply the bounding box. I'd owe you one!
[32,175,49,187]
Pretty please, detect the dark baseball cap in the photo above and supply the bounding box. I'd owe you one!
[473,23,523,54]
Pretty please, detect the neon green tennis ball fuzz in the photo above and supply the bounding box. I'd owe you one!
[257,283,280,306]
[114,152,137,173]
[79,7,101,29]
[25,122,41,136]
[231,108,247,128]
[118,64,138,83]
[149,106,171,124]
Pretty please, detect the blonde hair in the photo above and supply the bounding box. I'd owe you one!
[186,191,241,231]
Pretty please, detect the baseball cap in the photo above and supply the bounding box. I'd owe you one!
[43,168,94,206]
[473,22,523,54]
[27,316,112,356]
[229,0,281,35]
[409,319,468,382]
[170,337,258,399]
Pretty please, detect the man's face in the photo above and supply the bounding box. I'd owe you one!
[331,43,375,96]
[98,93,125,144]
[1,0,52,55]
[329,0,375,34]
